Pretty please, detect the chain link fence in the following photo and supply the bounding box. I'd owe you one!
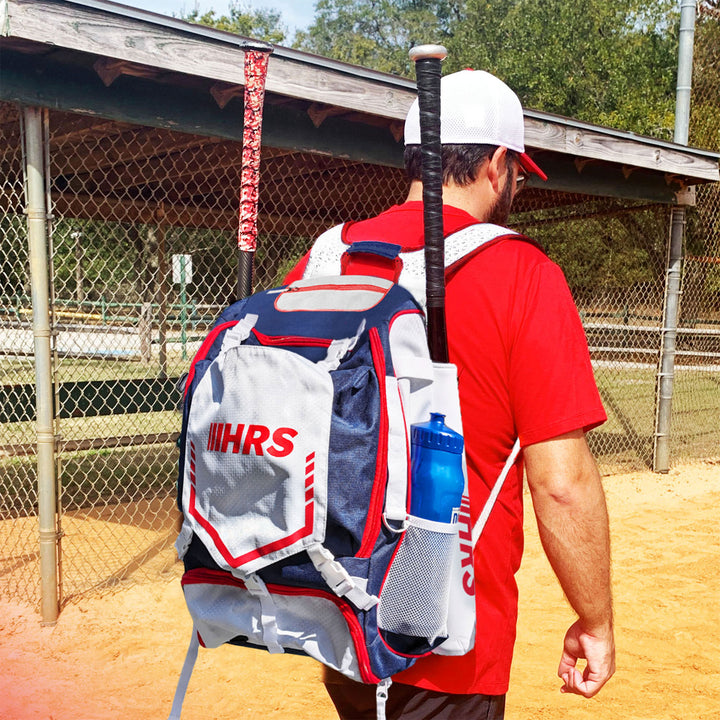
[0,103,39,606]
[0,104,411,607]
[512,198,677,471]
[1,14,718,607]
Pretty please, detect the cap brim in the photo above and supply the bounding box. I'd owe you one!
[518,152,547,181]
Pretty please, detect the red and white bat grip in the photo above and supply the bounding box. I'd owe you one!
[238,49,271,253]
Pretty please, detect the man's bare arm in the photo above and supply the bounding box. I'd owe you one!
[523,429,615,698]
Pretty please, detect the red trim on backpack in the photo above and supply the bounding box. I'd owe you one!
[251,328,333,348]
[184,320,239,398]
[340,249,403,283]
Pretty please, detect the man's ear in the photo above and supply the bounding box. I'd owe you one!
[487,146,509,194]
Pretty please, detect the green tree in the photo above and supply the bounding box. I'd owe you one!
[686,1,720,314]
[294,0,463,76]
[181,1,288,44]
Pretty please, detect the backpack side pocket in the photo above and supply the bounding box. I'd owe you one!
[377,515,457,648]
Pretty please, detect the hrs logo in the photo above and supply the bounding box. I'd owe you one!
[206,422,297,457]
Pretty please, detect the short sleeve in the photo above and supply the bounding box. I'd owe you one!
[282,251,310,284]
[509,261,606,446]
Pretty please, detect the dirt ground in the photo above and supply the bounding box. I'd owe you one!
[1,460,719,720]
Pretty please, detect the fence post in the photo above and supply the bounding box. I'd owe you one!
[23,105,60,624]
[653,0,697,472]
[654,209,686,472]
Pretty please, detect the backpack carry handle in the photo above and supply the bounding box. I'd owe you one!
[410,44,448,363]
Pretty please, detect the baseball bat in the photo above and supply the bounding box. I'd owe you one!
[237,40,274,300]
[409,44,448,363]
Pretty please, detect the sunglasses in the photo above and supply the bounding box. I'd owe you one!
[515,173,527,192]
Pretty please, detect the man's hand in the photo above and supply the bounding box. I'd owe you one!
[558,620,615,698]
[524,429,615,698]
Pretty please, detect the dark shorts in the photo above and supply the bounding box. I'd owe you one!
[323,668,506,720]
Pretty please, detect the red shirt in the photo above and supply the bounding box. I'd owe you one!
[287,202,606,695]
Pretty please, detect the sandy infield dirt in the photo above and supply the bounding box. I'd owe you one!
[1,460,718,720]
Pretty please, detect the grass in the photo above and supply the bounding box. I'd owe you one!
[0,360,717,517]
[1,356,191,385]
[590,362,720,470]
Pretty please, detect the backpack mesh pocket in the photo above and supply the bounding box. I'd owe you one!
[377,516,457,642]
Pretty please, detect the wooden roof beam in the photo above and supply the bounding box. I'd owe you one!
[209,82,243,110]
[307,103,348,128]
[93,57,161,87]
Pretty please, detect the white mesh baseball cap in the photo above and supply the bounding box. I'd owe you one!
[404,69,547,181]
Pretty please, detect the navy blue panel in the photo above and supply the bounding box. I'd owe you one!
[346,241,402,260]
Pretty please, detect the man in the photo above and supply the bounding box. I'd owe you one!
[286,69,615,719]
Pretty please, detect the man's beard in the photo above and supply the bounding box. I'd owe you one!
[485,175,515,226]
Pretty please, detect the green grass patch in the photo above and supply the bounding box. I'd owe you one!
[1,356,191,385]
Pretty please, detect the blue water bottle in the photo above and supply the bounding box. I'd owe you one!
[410,413,465,523]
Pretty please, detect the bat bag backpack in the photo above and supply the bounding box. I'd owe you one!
[169,228,523,720]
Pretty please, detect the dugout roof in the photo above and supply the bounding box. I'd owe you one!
[1,0,719,235]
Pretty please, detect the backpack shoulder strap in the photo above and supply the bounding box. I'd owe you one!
[302,223,346,278]
[302,222,536,313]
[395,224,537,312]
[444,225,544,278]
[167,626,200,720]
[472,439,521,547]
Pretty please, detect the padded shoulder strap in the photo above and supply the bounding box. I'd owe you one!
[302,222,529,313]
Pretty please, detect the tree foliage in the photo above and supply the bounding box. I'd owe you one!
[691,0,720,149]
[294,0,462,76]
[181,1,288,44]
[186,0,685,141]
[294,0,680,139]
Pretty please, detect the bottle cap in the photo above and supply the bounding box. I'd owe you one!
[411,412,464,454]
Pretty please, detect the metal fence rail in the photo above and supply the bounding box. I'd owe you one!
[1,11,718,610]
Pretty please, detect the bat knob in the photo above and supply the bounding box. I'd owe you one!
[240,40,274,54]
[409,44,448,62]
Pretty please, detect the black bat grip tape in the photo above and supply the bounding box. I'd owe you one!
[415,56,448,363]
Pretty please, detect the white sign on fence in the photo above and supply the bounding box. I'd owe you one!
[172,254,193,285]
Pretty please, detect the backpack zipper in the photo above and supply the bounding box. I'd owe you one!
[356,327,388,558]
[287,281,389,294]
[251,328,332,348]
